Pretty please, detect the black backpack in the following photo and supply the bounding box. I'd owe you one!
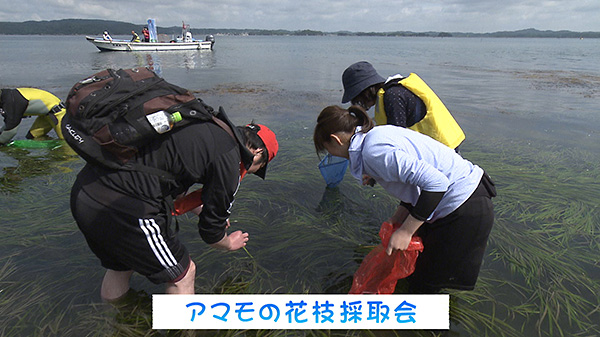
[62,67,250,178]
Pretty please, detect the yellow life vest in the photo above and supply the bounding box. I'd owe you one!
[375,73,465,149]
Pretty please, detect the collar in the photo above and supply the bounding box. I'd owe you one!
[385,73,404,84]
[348,126,367,181]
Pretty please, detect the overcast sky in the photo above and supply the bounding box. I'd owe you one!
[1,0,599,33]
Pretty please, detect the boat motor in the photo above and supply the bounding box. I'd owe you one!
[205,34,215,49]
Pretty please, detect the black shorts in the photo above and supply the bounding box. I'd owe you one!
[70,180,190,284]
[409,174,495,291]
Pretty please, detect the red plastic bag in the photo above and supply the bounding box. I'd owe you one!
[349,222,424,294]
[173,189,203,215]
[173,163,247,216]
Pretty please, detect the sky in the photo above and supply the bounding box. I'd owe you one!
[0,0,599,33]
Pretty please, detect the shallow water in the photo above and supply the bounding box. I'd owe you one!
[1,35,599,336]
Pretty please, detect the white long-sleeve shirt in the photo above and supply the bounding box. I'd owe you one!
[348,125,483,222]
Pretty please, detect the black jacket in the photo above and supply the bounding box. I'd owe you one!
[76,121,246,244]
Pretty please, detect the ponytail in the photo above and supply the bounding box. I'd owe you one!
[313,105,374,154]
[347,105,374,131]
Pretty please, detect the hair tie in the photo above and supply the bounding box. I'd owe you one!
[349,111,357,118]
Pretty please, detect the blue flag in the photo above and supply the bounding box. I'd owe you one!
[147,18,157,42]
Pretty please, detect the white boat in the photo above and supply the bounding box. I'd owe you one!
[87,20,215,52]
[86,36,214,51]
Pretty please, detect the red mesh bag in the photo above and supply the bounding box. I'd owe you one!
[349,222,424,294]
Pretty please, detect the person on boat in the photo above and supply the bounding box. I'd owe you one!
[142,27,150,42]
[206,34,215,48]
[342,61,465,153]
[69,115,278,301]
[0,88,65,145]
[102,31,112,41]
[130,31,141,43]
[314,105,495,293]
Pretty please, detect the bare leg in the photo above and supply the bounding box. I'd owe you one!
[101,269,134,301]
[165,260,196,294]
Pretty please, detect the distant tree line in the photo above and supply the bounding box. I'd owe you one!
[1,19,599,38]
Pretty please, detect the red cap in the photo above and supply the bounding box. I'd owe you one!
[253,124,278,179]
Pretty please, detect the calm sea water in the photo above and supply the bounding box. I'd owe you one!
[1,35,599,336]
[2,35,599,149]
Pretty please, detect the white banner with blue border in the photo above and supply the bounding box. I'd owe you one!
[153,294,449,330]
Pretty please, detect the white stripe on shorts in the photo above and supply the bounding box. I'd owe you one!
[138,218,178,269]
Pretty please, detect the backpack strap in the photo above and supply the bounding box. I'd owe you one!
[211,115,235,139]
[122,162,177,181]
[121,107,246,182]
[49,101,65,115]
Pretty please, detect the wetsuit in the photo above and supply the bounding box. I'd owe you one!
[0,88,65,144]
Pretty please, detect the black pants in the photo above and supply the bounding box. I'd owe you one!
[70,180,190,284]
[408,174,495,293]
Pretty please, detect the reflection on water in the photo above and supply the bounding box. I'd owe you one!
[0,141,78,193]
[138,53,162,75]
[91,50,217,72]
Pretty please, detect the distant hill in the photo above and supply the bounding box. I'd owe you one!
[0,19,223,37]
[454,28,600,38]
[0,19,599,38]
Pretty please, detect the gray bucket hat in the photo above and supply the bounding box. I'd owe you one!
[341,61,385,103]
